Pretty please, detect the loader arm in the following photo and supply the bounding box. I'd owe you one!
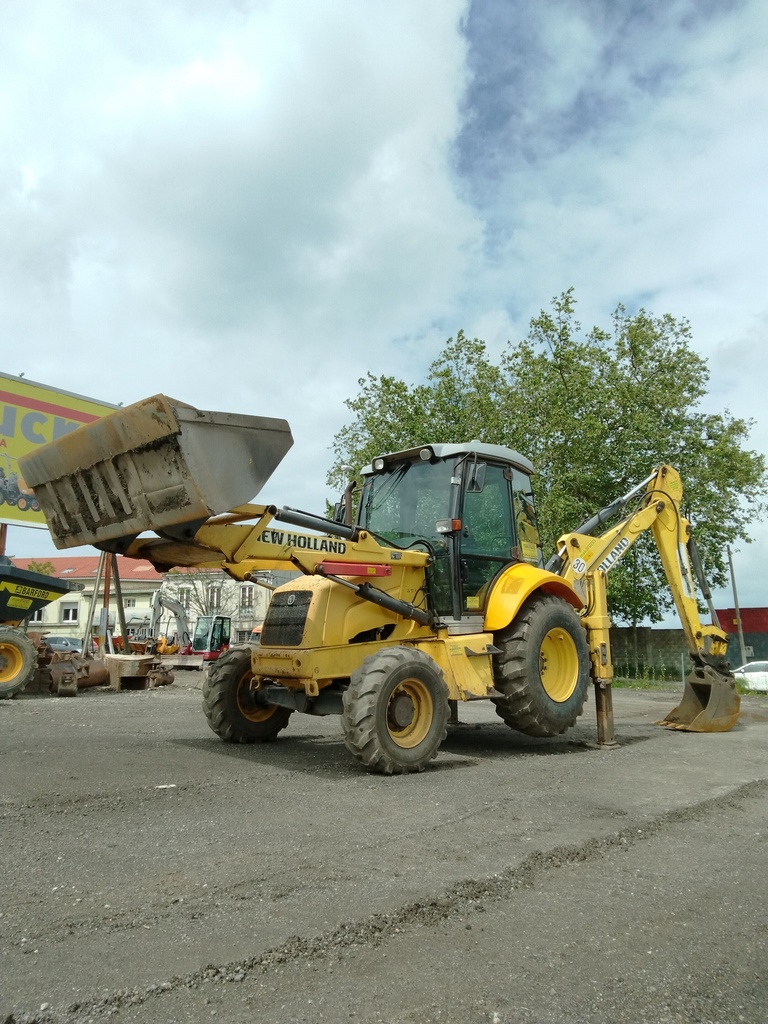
[124,502,437,628]
[18,393,437,631]
[552,465,739,733]
[122,503,424,573]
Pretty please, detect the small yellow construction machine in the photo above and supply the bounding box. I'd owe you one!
[0,558,82,697]
[131,590,231,661]
[19,394,739,772]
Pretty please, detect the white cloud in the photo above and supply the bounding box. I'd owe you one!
[2,0,477,411]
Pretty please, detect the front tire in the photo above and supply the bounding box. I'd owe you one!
[342,646,449,774]
[203,646,292,743]
[0,628,37,699]
[492,594,589,737]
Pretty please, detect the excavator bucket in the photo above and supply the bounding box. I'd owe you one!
[655,663,741,733]
[19,394,293,550]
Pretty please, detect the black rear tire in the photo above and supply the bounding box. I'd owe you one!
[203,646,292,743]
[492,594,589,737]
[0,628,38,699]
[342,646,449,774]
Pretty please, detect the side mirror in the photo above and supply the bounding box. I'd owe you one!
[466,462,486,493]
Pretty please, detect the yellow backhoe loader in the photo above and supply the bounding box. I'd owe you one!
[19,395,739,772]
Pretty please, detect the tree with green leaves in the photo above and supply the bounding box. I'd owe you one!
[27,559,56,576]
[329,291,766,624]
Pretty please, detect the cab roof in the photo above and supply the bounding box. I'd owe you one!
[361,441,535,476]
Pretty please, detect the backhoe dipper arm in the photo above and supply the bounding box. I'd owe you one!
[552,465,739,735]
[149,591,192,646]
[554,465,728,679]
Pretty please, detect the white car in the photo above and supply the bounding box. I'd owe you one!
[44,635,83,653]
[732,661,768,693]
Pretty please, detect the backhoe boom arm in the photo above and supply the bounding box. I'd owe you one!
[554,465,738,733]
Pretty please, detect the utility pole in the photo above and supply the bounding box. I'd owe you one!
[727,545,748,666]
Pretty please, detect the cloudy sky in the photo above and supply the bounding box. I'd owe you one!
[2,0,766,614]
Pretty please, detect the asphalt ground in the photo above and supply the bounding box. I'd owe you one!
[1,673,766,1024]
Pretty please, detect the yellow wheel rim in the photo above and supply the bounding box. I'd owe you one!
[236,671,279,723]
[0,642,23,684]
[539,627,580,702]
[386,679,433,748]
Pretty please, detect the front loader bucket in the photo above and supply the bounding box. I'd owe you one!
[19,394,293,550]
[655,664,740,733]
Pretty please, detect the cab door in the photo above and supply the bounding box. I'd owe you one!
[459,462,516,615]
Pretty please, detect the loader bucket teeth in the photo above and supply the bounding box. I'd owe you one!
[655,665,740,733]
[18,394,293,550]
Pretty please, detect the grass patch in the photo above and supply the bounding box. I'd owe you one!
[612,677,676,690]
[612,678,766,697]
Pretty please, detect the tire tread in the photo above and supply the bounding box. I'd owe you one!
[342,647,448,775]
[202,646,291,743]
[0,627,37,699]
[492,594,589,737]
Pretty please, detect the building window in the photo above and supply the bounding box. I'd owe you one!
[61,604,79,623]
[29,607,44,622]
[125,597,136,608]
[240,585,254,611]
[179,588,191,611]
[207,584,221,611]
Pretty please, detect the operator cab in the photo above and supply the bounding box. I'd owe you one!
[192,614,231,661]
[357,442,542,623]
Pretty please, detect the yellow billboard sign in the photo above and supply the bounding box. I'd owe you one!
[0,371,117,529]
